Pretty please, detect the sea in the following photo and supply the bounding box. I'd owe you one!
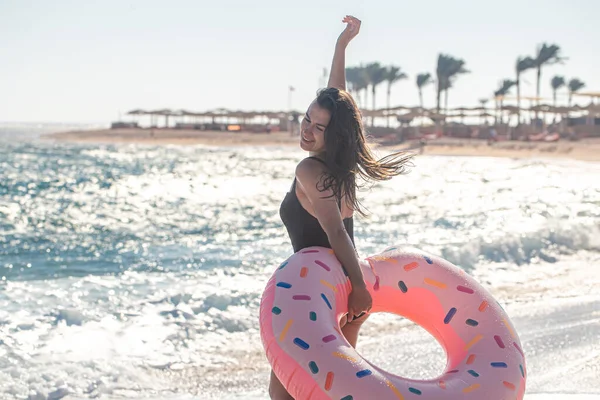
[1,124,599,399]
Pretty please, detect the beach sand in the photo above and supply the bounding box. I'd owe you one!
[44,128,600,162]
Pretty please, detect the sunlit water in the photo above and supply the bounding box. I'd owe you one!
[1,131,599,399]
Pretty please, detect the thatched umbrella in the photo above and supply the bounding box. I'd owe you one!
[425,111,447,123]
[126,109,147,115]
[397,110,424,125]
[148,109,181,128]
[126,109,148,126]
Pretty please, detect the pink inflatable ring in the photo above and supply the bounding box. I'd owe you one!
[260,246,526,399]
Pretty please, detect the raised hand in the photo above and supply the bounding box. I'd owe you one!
[336,15,361,48]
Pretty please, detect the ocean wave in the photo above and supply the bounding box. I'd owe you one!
[441,221,600,268]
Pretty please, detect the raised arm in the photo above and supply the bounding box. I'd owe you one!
[327,15,361,90]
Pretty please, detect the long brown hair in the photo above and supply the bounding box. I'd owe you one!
[314,87,414,216]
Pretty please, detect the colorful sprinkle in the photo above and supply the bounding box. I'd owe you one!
[386,381,405,399]
[423,256,433,264]
[302,250,319,254]
[276,282,292,289]
[386,247,397,251]
[278,261,288,270]
[513,342,524,358]
[494,335,505,348]
[332,351,357,362]
[398,281,408,293]
[322,334,336,343]
[320,279,337,292]
[467,369,479,377]
[464,334,483,350]
[293,337,309,350]
[325,372,334,391]
[403,262,419,271]
[321,293,332,309]
[341,396,353,400]
[293,295,311,300]
[478,301,489,312]
[438,380,446,389]
[408,387,422,395]
[447,369,459,374]
[373,275,380,291]
[466,354,476,365]
[308,361,319,374]
[491,362,508,368]
[503,318,516,338]
[300,267,308,278]
[503,381,516,390]
[369,255,398,263]
[466,319,479,326]
[356,369,372,378]
[309,311,317,321]
[272,306,281,315]
[424,277,447,289]
[520,364,525,378]
[462,384,480,393]
[456,285,474,294]
[279,319,292,341]
[315,260,330,271]
[444,308,457,324]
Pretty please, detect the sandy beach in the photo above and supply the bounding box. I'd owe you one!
[45,128,600,162]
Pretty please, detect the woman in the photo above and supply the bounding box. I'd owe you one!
[270,15,414,400]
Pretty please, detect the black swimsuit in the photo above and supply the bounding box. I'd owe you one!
[279,157,354,253]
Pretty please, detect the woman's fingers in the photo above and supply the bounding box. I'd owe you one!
[347,309,354,323]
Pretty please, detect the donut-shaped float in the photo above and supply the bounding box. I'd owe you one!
[259,246,526,399]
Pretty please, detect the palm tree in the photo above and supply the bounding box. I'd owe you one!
[384,66,408,127]
[550,76,565,123]
[364,62,388,126]
[494,80,516,124]
[435,55,450,113]
[515,56,536,123]
[436,54,468,114]
[345,66,360,93]
[550,76,566,107]
[533,44,565,120]
[345,65,369,108]
[416,73,432,110]
[567,78,585,106]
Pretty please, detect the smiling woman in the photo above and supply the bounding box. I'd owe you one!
[265,15,414,400]
[300,106,328,152]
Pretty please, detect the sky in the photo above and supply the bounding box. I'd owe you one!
[1,0,599,123]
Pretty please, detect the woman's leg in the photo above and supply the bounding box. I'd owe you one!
[269,370,294,400]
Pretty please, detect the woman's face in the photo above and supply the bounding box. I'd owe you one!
[300,100,330,154]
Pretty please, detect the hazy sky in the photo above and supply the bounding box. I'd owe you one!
[1,0,598,123]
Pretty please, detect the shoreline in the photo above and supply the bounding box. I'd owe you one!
[43,128,600,161]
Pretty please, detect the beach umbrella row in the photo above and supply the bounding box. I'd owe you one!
[126,97,599,128]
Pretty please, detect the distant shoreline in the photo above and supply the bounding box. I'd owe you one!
[43,128,600,162]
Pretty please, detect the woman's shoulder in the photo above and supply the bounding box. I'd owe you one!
[295,157,327,184]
